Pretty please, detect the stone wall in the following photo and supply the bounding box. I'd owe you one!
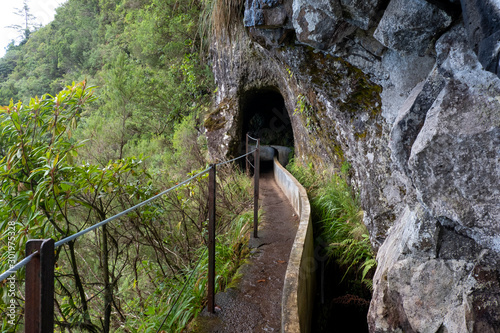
[206,0,500,331]
[273,156,314,333]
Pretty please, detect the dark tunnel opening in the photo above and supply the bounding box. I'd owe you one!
[240,88,294,148]
[239,88,294,173]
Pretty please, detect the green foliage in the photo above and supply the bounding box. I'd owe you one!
[287,160,376,290]
[293,94,314,131]
[125,0,201,63]
[293,94,309,115]
[127,210,253,333]
[0,0,214,121]
[169,114,207,175]
[0,81,95,234]
[0,44,21,82]
[112,162,254,333]
[0,82,254,332]
[0,0,216,169]
[0,0,103,104]
[286,159,321,190]
[0,1,248,332]
[0,82,155,332]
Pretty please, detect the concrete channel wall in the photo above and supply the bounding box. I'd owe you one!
[273,157,315,333]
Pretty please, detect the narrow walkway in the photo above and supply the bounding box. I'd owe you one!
[195,171,299,332]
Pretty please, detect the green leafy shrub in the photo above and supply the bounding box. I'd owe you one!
[0,82,256,333]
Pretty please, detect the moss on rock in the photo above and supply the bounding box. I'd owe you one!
[204,113,227,132]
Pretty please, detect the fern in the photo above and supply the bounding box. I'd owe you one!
[361,258,377,281]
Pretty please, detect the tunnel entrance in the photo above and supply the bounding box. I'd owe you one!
[240,88,294,148]
[238,87,294,173]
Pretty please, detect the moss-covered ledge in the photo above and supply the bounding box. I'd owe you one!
[273,157,315,333]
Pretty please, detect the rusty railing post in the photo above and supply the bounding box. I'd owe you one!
[245,133,250,176]
[25,239,55,333]
[253,139,260,238]
[207,164,216,313]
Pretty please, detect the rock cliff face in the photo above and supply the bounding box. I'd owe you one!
[206,0,500,331]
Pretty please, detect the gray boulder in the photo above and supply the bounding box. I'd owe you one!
[390,65,446,177]
[292,0,354,50]
[374,0,452,55]
[339,0,382,30]
[409,25,500,245]
[244,0,293,47]
[461,0,500,77]
[244,0,288,28]
[460,0,500,53]
[369,24,500,332]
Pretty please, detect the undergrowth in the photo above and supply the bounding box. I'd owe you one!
[287,160,376,291]
[126,210,254,333]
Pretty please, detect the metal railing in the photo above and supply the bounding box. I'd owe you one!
[0,133,261,333]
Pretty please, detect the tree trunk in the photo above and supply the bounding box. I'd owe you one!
[68,240,93,326]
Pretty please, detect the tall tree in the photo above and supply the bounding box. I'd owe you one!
[7,0,40,44]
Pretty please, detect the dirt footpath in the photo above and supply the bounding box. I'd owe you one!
[194,171,299,332]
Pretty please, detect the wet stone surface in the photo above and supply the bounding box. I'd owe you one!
[194,172,299,333]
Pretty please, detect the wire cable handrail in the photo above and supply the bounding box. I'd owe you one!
[216,149,256,167]
[0,254,37,282]
[0,140,262,333]
[0,167,211,282]
[54,166,211,248]
[246,134,259,142]
[0,146,260,282]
